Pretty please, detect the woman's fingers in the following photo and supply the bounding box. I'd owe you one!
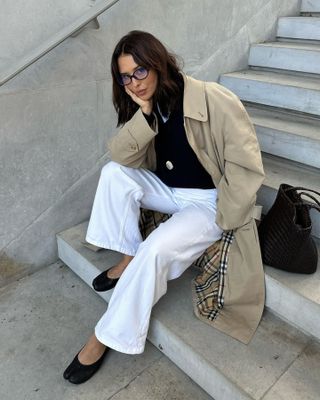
[125,86,152,114]
[125,86,140,104]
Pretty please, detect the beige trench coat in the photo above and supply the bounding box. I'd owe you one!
[108,74,266,344]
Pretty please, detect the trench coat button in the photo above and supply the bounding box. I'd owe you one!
[129,144,137,151]
[166,161,174,170]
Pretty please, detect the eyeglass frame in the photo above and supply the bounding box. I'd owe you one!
[117,66,149,86]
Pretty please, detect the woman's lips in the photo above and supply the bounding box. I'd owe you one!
[136,89,147,97]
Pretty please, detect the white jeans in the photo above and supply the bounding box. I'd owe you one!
[86,161,223,354]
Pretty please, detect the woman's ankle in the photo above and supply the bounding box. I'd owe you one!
[78,334,106,365]
[108,255,134,278]
[119,254,134,269]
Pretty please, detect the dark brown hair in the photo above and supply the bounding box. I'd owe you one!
[111,30,183,126]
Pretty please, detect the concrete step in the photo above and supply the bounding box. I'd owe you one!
[265,238,320,341]
[277,17,320,41]
[219,69,320,116]
[246,105,320,169]
[57,222,320,400]
[0,262,213,400]
[301,0,320,13]
[258,153,320,239]
[249,41,320,74]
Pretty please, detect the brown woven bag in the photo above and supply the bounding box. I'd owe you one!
[258,184,320,274]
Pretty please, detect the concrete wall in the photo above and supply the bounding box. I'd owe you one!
[0,0,301,286]
[0,0,96,72]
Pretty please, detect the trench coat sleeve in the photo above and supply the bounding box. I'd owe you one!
[215,94,265,230]
[108,108,157,168]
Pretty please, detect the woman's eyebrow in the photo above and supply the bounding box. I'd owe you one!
[120,65,141,75]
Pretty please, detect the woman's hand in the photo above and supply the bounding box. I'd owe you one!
[125,86,153,115]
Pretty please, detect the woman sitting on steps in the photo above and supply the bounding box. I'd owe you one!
[63,30,265,385]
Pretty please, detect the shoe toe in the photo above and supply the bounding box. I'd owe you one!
[92,269,119,292]
[68,365,96,384]
[66,349,109,384]
[63,354,80,380]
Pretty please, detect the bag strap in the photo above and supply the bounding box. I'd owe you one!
[284,186,320,212]
[298,192,320,212]
[283,186,320,197]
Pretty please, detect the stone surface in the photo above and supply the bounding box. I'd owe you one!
[247,105,320,169]
[109,356,212,400]
[301,0,320,12]
[277,17,320,40]
[220,69,320,116]
[0,81,100,247]
[263,341,320,400]
[0,0,94,72]
[1,155,106,280]
[57,221,320,400]
[249,41,320,74]
[0,262,212,400]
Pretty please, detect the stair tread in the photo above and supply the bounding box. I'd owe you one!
[262,153,320,193]
[221,69,320,90]
[246,105,320,141]
[57,222,320,400]
[252,41,320,52]
[265,239,320,305]
[279,16,320,22]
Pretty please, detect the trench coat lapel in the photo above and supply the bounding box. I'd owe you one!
[182,74,208,122]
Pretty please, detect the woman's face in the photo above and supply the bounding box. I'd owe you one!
[117,53,158,101]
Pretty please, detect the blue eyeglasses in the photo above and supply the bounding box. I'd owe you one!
[118,66,149,86]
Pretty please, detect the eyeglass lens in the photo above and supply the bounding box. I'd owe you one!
[120,67,148,85]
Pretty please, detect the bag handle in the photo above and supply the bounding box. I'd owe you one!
[284,186,320,212]
[298,192,320,211]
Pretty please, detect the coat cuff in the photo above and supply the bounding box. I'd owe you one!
[127,108,157,150]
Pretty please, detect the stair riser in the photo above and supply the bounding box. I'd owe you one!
[220,75,320,116]
[257,185,320,239]
[301,0,320,12]
[57,235,250,400]
[265,275,320,341]
[148,321,250,400]
[277,17,320,40]
[255,126,320,169]
[249,45,320,74]
[57,235,113,303]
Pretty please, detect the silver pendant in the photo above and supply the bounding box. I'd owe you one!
[166,160,174,170]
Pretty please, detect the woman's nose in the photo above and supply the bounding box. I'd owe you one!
[131,77,140,88]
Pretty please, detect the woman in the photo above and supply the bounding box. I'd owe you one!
[63,30,265,384]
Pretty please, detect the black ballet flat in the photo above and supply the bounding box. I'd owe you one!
[63,348,109,384]
[92,268,119,292]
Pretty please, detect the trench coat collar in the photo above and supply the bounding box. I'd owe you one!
[181,73,208,122]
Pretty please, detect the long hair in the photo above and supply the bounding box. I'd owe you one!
[111,30,183,126]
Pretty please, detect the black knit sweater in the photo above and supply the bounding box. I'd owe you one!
[146,88,215,189]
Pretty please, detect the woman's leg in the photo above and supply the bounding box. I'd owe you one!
[86,161,182,282]
[77,334,106,365]
[104,254,134,279]
[65,162,181,370]
[95,197,222,355]
[85,161,179,255]
[77,202,221,365]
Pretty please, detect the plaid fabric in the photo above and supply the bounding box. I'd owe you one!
[139,209,234,322]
